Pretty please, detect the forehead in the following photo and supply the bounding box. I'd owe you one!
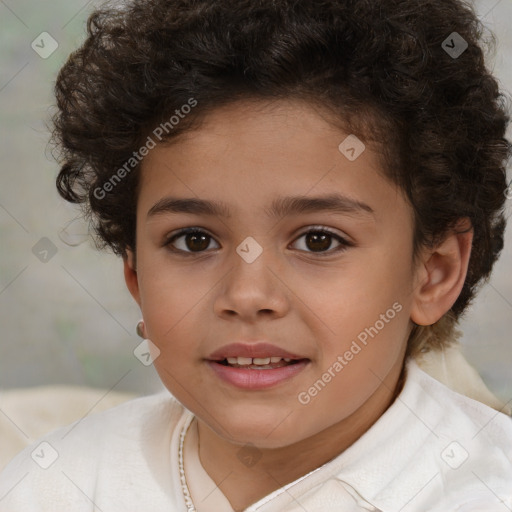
[141,99,381,177]
[154,98,379,154]
[137,98,407,224]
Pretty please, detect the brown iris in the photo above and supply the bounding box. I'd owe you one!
[185,232,210,252]
[305,232,332,252]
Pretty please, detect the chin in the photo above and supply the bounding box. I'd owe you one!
[210,410,313,448]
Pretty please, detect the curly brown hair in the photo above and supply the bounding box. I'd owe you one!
[52,0,511,355]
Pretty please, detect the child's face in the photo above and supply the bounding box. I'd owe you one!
[126,99,419,448]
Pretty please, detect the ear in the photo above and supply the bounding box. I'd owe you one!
[123,249,141,306]
[410,218,473,326]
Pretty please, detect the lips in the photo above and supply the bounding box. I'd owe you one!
[206,342,310,388]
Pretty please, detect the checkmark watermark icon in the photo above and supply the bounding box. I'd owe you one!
[31,441,59,469]
[441,32,468,59]
[31,32,59,59]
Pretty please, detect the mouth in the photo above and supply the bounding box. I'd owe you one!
[206,342,310,389]
[207,353,310,389]
[215,356,308,370]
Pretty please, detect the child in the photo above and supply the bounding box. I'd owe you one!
[1,0,511,510]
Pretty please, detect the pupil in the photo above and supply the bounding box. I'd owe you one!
[306,232,331,252]
[187,233,209,251]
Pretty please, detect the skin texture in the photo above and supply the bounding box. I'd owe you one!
[123,99,473,510]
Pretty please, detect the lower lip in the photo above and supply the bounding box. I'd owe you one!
[206,360,309,390]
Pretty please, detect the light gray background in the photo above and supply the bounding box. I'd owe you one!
[0,0,511,400]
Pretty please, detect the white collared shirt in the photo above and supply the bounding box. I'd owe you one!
[0,357,511,511]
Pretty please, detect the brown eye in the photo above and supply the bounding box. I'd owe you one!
[165,229,219,253]
[291,228,350,255]
[184,232,210,251]
[305,232,332,252]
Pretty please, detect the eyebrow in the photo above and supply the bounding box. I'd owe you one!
[146,193,375,220]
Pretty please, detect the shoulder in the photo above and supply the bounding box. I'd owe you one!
[400,359,512,510]
[382,356,512,461]
[0,391,188,511]
[408,357,512,452]
[393,359,512,509]
[319,358,512,511]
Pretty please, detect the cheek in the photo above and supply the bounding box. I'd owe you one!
[137,256,211,337]
[317,255,411,330]
[304,306,408,420]
[306,250,412,387]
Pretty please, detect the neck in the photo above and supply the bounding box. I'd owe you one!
[196,357,407,511]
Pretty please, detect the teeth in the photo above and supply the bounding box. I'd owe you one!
[252,357,270,364]
[225,356,292,366]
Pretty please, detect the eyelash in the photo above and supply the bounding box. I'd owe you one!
[163,226,353,257]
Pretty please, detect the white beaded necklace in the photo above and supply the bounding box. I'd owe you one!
[178,415,197,512]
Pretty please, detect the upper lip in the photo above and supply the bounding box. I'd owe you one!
[207,342,307,361]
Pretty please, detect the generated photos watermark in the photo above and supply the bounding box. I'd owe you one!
[297,301,403,405]
[93,97,198,200]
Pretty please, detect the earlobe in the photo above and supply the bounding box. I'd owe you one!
[123,249,141,306]
[410,219,473,326]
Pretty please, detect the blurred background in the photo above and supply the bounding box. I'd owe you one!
[0,0,511,404]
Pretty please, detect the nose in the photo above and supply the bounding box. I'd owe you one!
[212,244,290,323]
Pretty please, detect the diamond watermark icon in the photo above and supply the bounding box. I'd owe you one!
[441,440,469,469]
[442,32,468,59]
[32,237,58,263]
[31,32,59,59]
[31,441,59,469]
[338,134,366,161]
[236,237,263,264]
[237,443,262,467]
[134,339,161,366]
